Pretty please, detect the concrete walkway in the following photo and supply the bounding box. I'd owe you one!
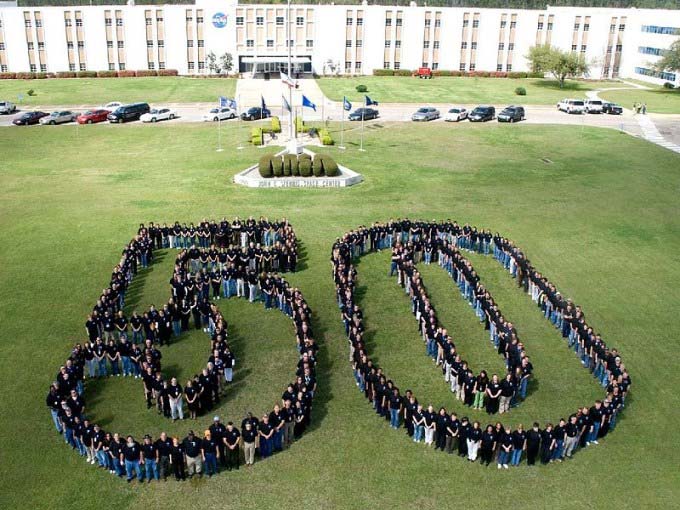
[588,83,680,154]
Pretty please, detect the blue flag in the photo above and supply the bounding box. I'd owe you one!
[343,96,352,111]
[261,95,267,111]
[365,95,378,106]
[227,98,237,109]
[219,96,228,108]
[302,95,316,112]
[282,95,291,113]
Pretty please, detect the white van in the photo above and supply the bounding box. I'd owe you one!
[557,98,586,114]
[585,99,604,114]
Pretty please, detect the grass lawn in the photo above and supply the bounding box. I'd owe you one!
[0,76,236,106]
[600,86,680,114]
[316,76,614,105]
[1,122,680,510]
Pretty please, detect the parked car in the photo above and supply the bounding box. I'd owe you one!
[557,98,586,114]
[39,111,76,125]
[12,111,48,125]
[469,105,496,122]
[497,105,525,123]
[76,109,110,124]
[585,99,604,114]
[602,102,623,115]
[241,107,271,121]
[203,107,237,122]
[415,67,433,79]
[140,108,176,123]
[411,107,440,122]
[444,107,468,122]
[107,103,150,123]
[0,100,17,114]
[103,101,123,112]
[348,108,379,121]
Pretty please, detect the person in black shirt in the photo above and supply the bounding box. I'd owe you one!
[466,421,482,462]
[540,423,555,464]
[526,422,541,466]
[223,422,241,470]
[169,436,186,481]
[121,435,143,483]
[497,426,513,469]
[155,432,173,481]
[510,424,526,466]
[242,421,257,466]
[142,435,159,482]
[201,429,219,477]
[46,385,62,434]
[480,425,497,466]
[183,431,203,478]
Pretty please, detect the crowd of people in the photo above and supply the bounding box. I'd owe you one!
[47,218,319,482]
[331,219,630,467]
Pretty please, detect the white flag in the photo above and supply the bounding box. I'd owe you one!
[281,71,296,88]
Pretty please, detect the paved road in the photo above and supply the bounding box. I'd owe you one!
[0,101,646,138]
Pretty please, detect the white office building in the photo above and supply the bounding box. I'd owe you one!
[0,1,678,86]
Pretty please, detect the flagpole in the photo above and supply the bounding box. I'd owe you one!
[339,99,345,150]
[287,0,294,147]
[359,98,365,152]
[237,93,243,150]
[216,117,224,152]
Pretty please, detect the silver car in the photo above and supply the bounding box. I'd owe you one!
[39,111,76,125]
[411,107,440,122]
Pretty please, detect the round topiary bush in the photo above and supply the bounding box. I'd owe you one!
[284,154,297,176]
[312,159,324,177]
[299,158,312,177]
[272,156,284,177]
[258,154,274,178]
[515,87,527,96]
[356,84,368,93]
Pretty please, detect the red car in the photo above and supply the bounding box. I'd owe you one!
[77,109,110,124]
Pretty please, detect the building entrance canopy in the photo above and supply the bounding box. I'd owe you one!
[240,56,312,75]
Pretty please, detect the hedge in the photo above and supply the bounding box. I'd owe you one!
[371,69,547,80]
[316,154,339,177]
[271,116,281,133]
[272,156,284,177]
[299,158,312,177]
[97,70,118,78]
[319,128,334,146]
[251,127,263,146]
[258,154,273,178]
[135,70,158,77]
[373,69,394,76]
[117,70,136,78]
[282,154,293,176]
[56,71,76,78]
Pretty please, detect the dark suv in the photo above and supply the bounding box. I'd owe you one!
[497,105,525,123]
[107,103,150,123]
[469,105,495,122]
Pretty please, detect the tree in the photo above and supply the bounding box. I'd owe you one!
[526,44,589,88]
[655,40,680,75]
[207,52,234,75]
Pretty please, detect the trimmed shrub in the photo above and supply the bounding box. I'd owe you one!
[258,154,273,178]
[97,70,117,78]
[135,70,158,77]
[319,128,334,146]
[298,153,311,161]
[528,72,544,78]
[272,156,284,177]
[15,72,35,79]
[56,71,77,78]
[316,154,339,177]
[76,71,97,78]
[373,69,394,76]
[299,158,312,177]
[663,82,675,89]
[285,154,298,176]
[271,116,281,133]
[251,127,263,146]
[282,154,294,176]
[0,72,17,79]
[355,84,368,93]
[159,69,179,76]
[515,86,527,96]
[27,89,36,96]
[508,71,529,79]
[312,159,324,177]
[117,70,136,78]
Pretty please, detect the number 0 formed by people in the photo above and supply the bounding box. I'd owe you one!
[48,218,630,481]
[331,220,630,467]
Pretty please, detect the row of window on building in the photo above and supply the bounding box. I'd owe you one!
[638,46,666,56]
[235,15,305,26]
[641,25,679,35]
[635,66,676,81]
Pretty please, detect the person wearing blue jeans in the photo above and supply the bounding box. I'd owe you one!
[510,425,526,466]
[121,436,144,483]
[142,435,159,482]
[412,405,425,442]
[497,427,513,468]
[202,430,220,476]
[46,386,63,433]
[389,389,402,429]
[587,401,603,445]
